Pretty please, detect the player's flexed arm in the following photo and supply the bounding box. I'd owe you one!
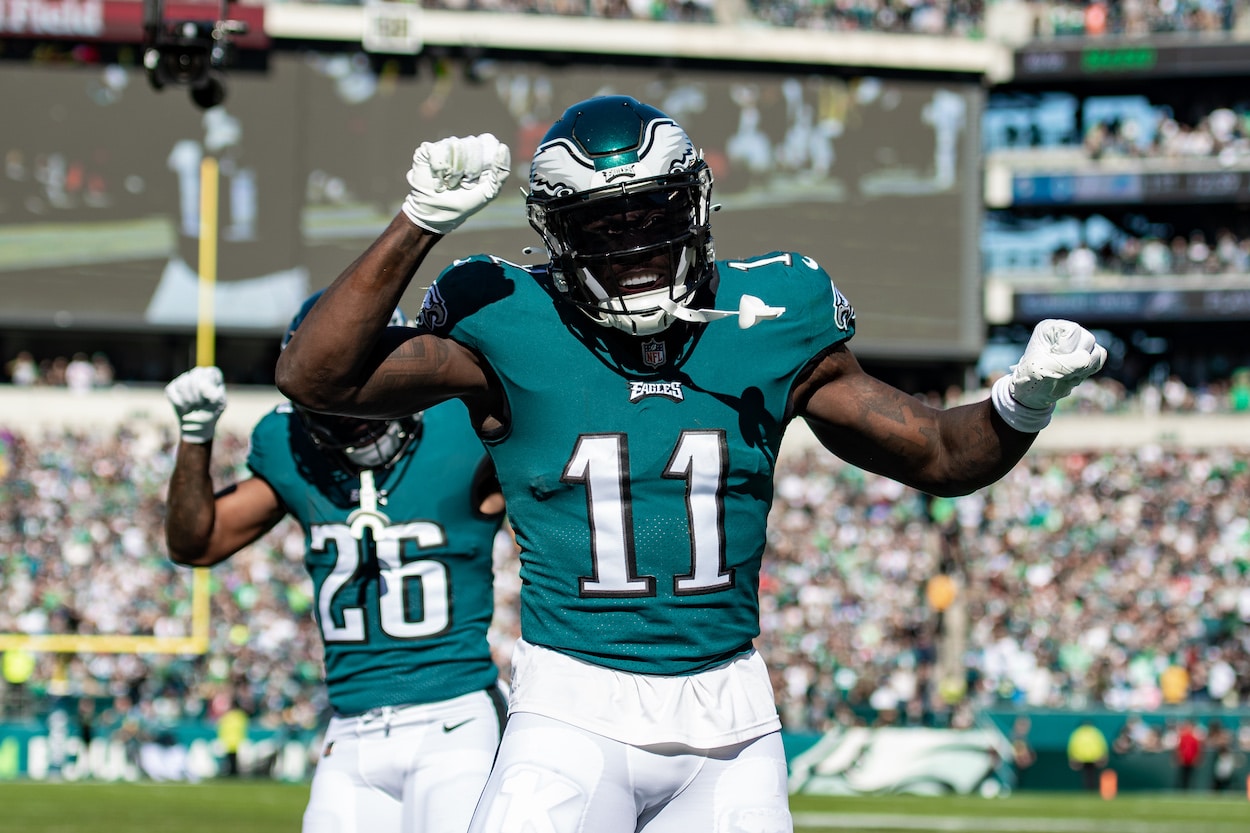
[165,366,288,566]
[793,320,1106,497]
[276,135,511,428]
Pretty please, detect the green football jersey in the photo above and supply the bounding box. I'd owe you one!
[418,251,854,675]
[247,398,502,715]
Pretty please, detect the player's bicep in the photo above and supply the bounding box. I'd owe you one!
[796,348,1027,496]
[794,346,944,481]
[206,477,287,563]
[356,330,494,418]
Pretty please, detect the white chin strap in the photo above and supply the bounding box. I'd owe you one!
[588,282,683,336]
[659,294,785,329]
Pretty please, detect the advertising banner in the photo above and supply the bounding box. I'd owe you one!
[788,725,1015,796]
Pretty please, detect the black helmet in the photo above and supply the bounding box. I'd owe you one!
[526,95,716,336]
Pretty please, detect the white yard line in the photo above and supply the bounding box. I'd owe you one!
[792,812,1247,833]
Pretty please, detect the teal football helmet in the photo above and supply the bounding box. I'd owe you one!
[281,291,419,470]
[526,95,716,336]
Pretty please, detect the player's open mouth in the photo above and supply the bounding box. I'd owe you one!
[618,273,664,294]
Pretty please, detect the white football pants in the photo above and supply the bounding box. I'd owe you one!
[302,686,506,833]
[466,712,792,833]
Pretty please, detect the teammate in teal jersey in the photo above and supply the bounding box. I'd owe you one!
[164,293,508,833]
[275,96,1106,833]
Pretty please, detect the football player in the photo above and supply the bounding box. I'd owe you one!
[164,291,507,833]
[275,96,1106,833]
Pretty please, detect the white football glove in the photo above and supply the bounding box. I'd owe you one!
[165,366,227,444]
[402,133,511,235]
[991,319,1107,433]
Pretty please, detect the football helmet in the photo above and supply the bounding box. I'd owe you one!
[281,291,420,470]
[527,95,716,336]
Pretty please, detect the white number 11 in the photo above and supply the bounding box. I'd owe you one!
[562,430,735,598]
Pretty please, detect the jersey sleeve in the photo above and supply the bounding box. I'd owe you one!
[244,407,305,519]
[782,250,856,355]
[244,408,286,485]
[722,251,855,383]
[415,255,520,352]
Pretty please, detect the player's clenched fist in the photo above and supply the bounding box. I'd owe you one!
[165,366,228,444]
[402,133,511,235]
[991,319,1107,433]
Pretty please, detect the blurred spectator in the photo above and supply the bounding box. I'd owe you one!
[1010,715,1036,788]
[1161,374,1192,412]
[1173,719,1205,790]
[1067,720,1109,791]
[1207,719,1239,792]
[5,351,38,387]
[1112,717,1135,754]
[76,697,96,748]
[1230,368,1250,412]
[1066,240,1097,283]
[40,356,68,387]
[1113,714,1158,753]
[91,353,116,389]
[1160,663,1191,703]
[217,700,250,777]
[1186,231,1213,274]
[65,353,95,394]
[1139,237,1171,275]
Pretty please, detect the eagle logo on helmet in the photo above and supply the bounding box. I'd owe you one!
[529,116,697,200]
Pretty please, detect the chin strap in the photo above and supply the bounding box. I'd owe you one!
[348,469,391,539]
[659,294,786,329]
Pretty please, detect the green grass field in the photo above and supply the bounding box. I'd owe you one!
[0,781,1246,833]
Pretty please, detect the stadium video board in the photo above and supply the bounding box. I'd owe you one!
[0,53,984,359]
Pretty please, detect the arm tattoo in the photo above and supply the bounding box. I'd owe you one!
[383,334,454,387]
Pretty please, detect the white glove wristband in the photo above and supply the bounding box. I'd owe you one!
[178,411,221,444]
[165,366,227,444]
[991,374,1054,433]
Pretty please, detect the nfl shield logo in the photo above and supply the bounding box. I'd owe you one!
[641,338,666,368]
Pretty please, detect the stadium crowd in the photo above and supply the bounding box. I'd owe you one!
[764,439,1250,730]
[3,351,115,392]
[989,97,1250,157]
[272,0,1250,39]
[1,384,1247,754]
[989,227,1250,282]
